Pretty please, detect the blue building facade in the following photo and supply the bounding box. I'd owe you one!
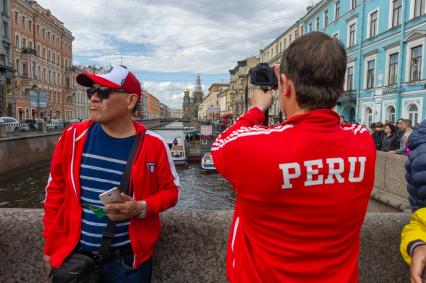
[302,0,425,125]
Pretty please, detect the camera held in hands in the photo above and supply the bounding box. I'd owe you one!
[249,63,278,91]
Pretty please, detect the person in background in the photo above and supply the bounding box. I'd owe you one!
[369,122,376,135]
[389,119,413,155]
[401,120,426,283]
[380,123,400,152]
[372,122,385,150]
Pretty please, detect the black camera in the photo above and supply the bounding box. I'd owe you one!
[249,63,278,91]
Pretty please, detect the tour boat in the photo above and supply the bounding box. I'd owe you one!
[201,152,216,172]
[168,137,188,168]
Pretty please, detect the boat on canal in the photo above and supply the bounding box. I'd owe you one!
[153,123,189,168]
[201,152,216,173]
[167,137,189,168]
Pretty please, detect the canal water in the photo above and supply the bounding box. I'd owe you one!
[0,121,397,212]
[0,122,235,210]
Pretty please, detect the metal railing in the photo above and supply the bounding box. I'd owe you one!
[0,121,67,137]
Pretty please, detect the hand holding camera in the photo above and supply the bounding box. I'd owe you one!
[249,63,279,124]
[252,88,273,112]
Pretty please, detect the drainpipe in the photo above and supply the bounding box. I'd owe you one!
[356,0,366,122]
[396,0,407,120]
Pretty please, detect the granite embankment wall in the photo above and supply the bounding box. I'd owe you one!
[0,209,411,282]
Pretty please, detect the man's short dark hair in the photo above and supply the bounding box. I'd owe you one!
[280,32,347,110]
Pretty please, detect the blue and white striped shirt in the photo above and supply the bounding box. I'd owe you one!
[79,123,135,252]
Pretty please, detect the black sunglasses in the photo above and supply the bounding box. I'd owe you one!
[87,87,128,100]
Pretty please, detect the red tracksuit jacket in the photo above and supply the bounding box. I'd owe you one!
[42,120,179,268]
[211,107,376,283]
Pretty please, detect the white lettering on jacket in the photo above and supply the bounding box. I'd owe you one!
[279,157,366,189]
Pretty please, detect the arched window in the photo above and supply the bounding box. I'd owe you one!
[365,107,373,126]
[386,105,396,123]
[408,104,419,125]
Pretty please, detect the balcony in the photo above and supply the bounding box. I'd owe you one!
[21,48,37,56]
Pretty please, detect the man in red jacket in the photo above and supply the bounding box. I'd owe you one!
[212,32,376,282]
[42,65,179,282]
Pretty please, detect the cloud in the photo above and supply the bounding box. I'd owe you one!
[37,0,311,73]
[36,0,311,107]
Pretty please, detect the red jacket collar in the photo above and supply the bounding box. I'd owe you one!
[71,119,147,140]
[283,109,340,129]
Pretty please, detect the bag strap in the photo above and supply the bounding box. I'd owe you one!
[98,131,145,259]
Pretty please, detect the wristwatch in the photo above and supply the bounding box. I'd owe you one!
[136,200,147,219]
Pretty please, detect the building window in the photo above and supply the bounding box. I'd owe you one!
[2,21,8,38]
[408,104,419,124]
[352,0,357,9]
[369,11,378,38]
[414,0,425,17]
[349,23,356,46]
[14,11,18,23]
[37,25,40,36]
[309,22,312,32]
[347,66,354,90]
[32,62,36,78]
[15,34,19,48]
[284,39,287,49]
[21,16,25,28]
[48,50,51,61]
[289,34,292,43]
[22,63,28,76]
[324,10,329,26]
[367,60,375,89]
[42,28,45,39]
[410,45,423,81]
[22,37,26,49]
[335,1,340,19]
[365,107,373,126]
[392,0,402,27]
[386,105,396,122]
[300,26,304,36]
[388,53,399,85]
[29,20,32,31]
[316,17,320,30]
[37,45,40,56]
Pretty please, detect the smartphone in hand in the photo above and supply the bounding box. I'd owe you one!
[99,187,123,205]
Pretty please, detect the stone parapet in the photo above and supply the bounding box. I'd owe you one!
[0,208,411,283]
[372,151,409,211]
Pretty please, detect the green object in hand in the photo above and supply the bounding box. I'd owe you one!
[87,204,107,219]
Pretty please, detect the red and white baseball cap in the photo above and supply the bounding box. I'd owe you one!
[76,65,142,99]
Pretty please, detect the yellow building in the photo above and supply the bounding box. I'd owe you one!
[229,56,259,117]
[259,21,304,122]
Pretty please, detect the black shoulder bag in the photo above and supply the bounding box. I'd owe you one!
[51,132,144,283]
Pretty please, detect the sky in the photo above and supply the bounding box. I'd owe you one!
[36,0,312,108]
